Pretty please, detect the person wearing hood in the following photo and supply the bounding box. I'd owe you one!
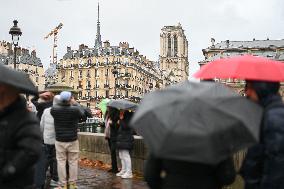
[240,80,284,189]
[0,83,41,189]
[40,95,61,187]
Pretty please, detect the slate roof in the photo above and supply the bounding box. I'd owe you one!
[206,39,284,50]
[202,39,284,62]
[0,53,43,67]
[63,46,135,60]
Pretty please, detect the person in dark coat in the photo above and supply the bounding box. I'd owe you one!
[31,91,54,189]
[107,107,120,173]
[51,91,84,189]
[144,154,236,189]
[31,91,54,120]
[240,80,284,189]
[116,110,134,179]
[0,83,42,189]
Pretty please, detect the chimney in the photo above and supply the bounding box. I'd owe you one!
[67,46,71,52]
[21,48,26,55]
[119,42,129,49]
[129,47,134,53]
[211,38,215,47]
[103,40,110,48]
[226,40,230,48]
[79,44,85,51]
[31,50,36,57]
[253,38,256,41]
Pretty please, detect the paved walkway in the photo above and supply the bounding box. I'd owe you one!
[77,166,149,189]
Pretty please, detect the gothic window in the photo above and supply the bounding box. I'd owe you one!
[167,35,171,57]
[174,35,178,57]
[79,70,82,78]
[87,70,90,77]
[95,69,98,77]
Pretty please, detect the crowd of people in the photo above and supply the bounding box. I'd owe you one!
[31,91,87,189]
[0,62,284,189]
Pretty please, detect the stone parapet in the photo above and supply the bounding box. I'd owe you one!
[78,132,148,173]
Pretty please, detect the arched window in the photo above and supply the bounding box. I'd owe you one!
[174,35,178,57]
[167,35,171,56]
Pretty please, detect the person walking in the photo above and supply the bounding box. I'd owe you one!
[240,80,284,189]
[40,95,61,187]
[116,110,134,179]
[0,82,41,188]
[51,91,84,189]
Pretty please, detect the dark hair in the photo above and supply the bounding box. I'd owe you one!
[109,107,120,123]
[246,80,280,99]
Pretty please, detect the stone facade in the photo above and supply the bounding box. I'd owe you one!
[160,23,189,85]
[0,40,45,91]
[199,38,284,66]
[57,42,162,108]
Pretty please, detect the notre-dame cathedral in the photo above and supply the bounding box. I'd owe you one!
[159,23,189,85]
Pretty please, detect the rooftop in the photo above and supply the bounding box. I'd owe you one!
[206,39,284,50]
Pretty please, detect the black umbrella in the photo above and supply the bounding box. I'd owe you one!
[0,63,38,95]
[107,99,137,111]
[131,81,263,164]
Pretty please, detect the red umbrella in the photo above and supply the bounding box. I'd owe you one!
[194,55,284,82]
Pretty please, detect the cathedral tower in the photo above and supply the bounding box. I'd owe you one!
[160,23,189,84]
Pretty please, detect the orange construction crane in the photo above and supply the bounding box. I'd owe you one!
[44,23,63,66]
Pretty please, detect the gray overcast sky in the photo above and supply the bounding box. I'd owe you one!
[1,0,284,77]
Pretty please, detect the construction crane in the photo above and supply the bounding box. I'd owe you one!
[44,23,63,66]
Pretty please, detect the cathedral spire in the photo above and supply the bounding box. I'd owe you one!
[95,1,102,48]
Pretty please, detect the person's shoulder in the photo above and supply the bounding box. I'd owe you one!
[43,107,52,112]
[264,105,284,131]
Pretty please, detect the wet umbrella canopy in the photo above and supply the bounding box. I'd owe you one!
[194,55,284,82]
[131,81,263,164]
[0,63,38,95]
[107,99,137,111]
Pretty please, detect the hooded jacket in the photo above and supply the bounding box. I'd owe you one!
[241,85,284,189]
[0,97,42,188]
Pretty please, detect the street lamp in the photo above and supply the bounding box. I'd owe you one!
[9,20,22,70]
[112,66,118,99]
